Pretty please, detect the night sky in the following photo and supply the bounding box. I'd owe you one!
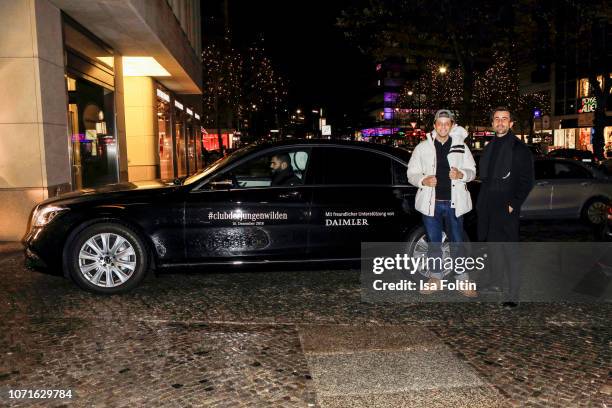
[203,0,376,127]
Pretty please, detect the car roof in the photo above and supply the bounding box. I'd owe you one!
[549,148,593,155]
[248,139,412,162]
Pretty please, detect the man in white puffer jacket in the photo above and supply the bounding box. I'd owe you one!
[407,109,477,297]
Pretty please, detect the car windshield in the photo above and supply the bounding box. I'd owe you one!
[182,145,259,186]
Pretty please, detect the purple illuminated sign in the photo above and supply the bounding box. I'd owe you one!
[383,92,398,103]
[361,127,400,137]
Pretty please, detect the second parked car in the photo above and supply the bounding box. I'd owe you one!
[521,158,611,224]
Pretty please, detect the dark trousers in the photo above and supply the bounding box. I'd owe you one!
[487,244,521,301]
[477,201,522,300]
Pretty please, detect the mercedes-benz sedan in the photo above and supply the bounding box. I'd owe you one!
[24,140,448,293]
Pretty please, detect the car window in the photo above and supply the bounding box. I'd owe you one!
[392,160,409,185]
[183,144,259,186]
[553,162,592,179]
[207,148,311,189]
[317,147,392,185]
[534,160,555,179]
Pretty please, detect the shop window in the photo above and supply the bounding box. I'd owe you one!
[157,89,174,180]
[578,78,590,98]
[175,106,187,177]
[186,114,197,174]
[579,76,606,98]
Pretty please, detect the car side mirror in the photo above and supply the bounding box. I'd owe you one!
[208,179,233,190]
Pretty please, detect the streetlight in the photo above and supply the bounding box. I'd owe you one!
[407,90,414,96]
[439,65,447,74]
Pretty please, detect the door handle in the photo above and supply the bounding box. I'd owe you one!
[278,191,301,199]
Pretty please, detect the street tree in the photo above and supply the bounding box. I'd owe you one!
[399,60,464,126]
[202,38,242,152]
[242,43,288,139]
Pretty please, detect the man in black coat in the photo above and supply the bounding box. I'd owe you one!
[270,153,302,186]
[477,107,535,308]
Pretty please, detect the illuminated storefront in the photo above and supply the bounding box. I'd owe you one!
[156,88,174,179]
[155,85,202,179]
[202,129,234,151]
[552,74,612,153]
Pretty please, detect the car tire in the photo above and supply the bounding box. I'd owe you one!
[581,197,608,226]
[404,226,472,279]
[67,223,149,294]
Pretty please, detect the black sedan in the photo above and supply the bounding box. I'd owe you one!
[24,140,462,294]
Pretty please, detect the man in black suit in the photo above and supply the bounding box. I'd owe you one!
[477,106,535,308]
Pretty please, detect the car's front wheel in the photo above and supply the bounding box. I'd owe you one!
[67,223,148,294]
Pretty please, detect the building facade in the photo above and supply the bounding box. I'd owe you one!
[0,0,203,240]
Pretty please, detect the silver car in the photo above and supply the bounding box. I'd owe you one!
[522,158,612,224]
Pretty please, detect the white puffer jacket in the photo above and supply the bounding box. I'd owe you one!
[407,125,476,217]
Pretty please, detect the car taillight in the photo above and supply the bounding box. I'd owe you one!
[607,206,612,220]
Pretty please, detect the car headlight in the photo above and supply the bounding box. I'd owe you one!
[31,205,68,228]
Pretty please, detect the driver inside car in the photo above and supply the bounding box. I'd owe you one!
[270,153,302,186]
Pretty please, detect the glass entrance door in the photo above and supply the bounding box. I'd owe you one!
[66,75,119,188]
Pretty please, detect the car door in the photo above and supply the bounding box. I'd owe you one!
[183,147,313,262]
[521,159,554,218]
[308,146,413,259]
[550,160,596,217]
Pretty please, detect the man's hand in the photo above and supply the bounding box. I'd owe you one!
[449,167,464,180]
[422,175,437,187]
[509,205,513,214]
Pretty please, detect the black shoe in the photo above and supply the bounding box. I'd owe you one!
[501,301,519,310]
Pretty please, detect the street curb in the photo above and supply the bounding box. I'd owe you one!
[0,241,24,259]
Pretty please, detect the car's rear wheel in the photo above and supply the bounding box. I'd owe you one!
[582,198,608,225]
[404,226,474,279]
[405,226,451,279]
[67,223,148,294]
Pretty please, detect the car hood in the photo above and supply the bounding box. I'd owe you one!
[38,180,178,206]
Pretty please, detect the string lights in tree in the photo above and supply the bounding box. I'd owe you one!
[201,38,242,128]
[399,60,464,124]
[473,49,520,123]
[242,45,288,115]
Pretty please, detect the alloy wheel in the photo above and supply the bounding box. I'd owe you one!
[78,233,137,288]
[412,232,452,278]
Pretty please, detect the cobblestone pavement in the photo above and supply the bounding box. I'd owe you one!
[0,221,610,407]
